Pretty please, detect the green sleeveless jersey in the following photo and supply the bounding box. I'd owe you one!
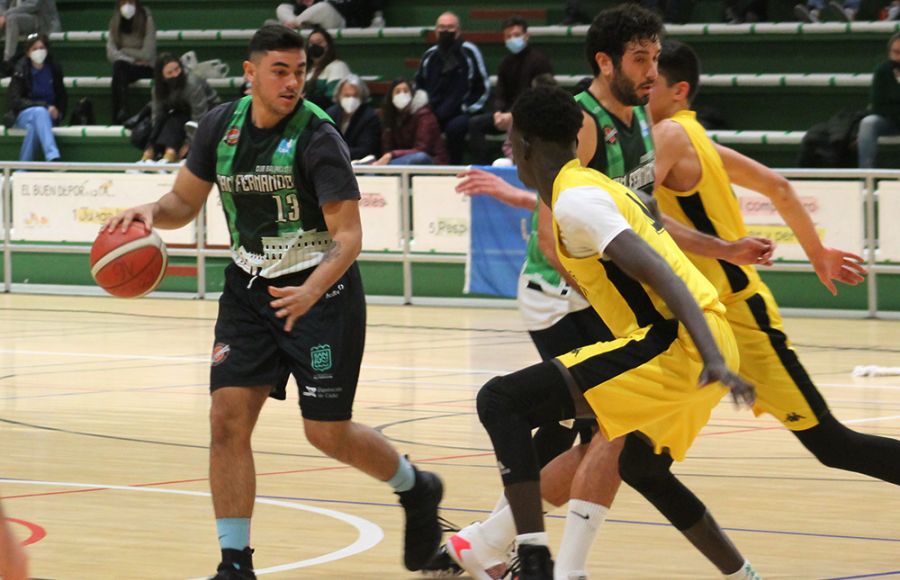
[214,96,336,278]
[575,90,655,196]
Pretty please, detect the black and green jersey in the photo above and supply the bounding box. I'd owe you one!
[186,96,360,278]
[575,90,655,197]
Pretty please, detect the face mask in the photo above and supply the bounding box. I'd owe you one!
[340,96,361,114]
[437,30,455,50]
[892,60,900,71]
[392,91,412,111]
[120,2,136,19]
[165,74,181,87]
[29,48,47,65]
[307,44,325,60]
[505,36,526,55]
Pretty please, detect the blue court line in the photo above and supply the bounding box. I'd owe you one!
[255,494,900,544]
[826,571,900,579]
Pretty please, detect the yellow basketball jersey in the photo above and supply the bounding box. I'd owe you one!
[655,110,762,304]
[552,159,724,339]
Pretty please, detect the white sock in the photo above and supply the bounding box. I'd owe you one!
[724,560,761,580]
[516,531,549,547]
[554,499,608,580]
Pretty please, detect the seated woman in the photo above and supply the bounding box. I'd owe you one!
[140,52,220,165]
[375,78,448,165]
[6,33,66,162]
[325,74,381,162]
[304,25,350,110]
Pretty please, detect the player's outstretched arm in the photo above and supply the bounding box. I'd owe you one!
[715,143,866,294]
[104,167,214,233]
[269,199,361,332]
[455,168,537,209]
[604,230,755,407]
[662,216,775,266]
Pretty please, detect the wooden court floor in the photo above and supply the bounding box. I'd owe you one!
[0,293,898,579]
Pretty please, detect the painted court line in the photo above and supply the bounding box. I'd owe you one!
[0,479,383,578]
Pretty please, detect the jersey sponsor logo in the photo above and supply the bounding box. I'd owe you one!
[311,344,333,372]
[276,138,294,155]
[216,173,295,194]
[211,342,231,366]
[602,124,618,145]
[224,127,240,146]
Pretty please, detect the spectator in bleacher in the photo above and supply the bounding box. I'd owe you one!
[325,73,381,161]
[468,16,552,165]
[108,0,157,123]
[724,0,766,23]
[0,0,61,72]
[795,0,858,22]
[5,32,65,161]
[415,11,489,164]
[858,32,900,168]
[375,78,448,165]
[304,25,350,110]
[139,52,220,165]
[275,0,384,29]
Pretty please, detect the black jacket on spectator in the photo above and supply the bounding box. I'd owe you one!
[6,56,67,124]
[415,37,490,126]
[493,45,553,113]
[326,101,382,160]
[326,0,383,27]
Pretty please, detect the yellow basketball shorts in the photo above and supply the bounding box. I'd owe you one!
[725,283,829,431]
[556,311,736,461]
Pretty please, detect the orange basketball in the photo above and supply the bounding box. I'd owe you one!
[90,221,168,298]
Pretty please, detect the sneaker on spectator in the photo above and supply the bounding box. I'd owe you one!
[825,0,853,21]
[444,522,510,580]
[794,3,819,22]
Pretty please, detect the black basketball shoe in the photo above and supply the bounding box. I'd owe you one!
[396,465,444,571]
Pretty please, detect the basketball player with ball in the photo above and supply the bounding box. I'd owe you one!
[103,25,444,579]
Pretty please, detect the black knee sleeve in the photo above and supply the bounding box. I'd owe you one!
[794,413,900,484]
[619,434,706,530]
[476,362,577,486]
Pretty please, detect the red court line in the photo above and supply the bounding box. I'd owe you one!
[0,451,495,501]
[6,517,47,545]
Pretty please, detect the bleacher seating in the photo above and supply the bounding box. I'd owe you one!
[2,2,898,166]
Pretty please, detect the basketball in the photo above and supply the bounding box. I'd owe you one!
[90,221,168,298]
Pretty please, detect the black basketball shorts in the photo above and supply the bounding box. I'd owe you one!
[210,261,366,421]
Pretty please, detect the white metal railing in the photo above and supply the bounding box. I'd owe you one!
[2,162,900,315]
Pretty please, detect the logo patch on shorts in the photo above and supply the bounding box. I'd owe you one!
[310,344,333,372]
[211,342,231,366]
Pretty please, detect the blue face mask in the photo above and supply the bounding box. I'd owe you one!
[505,36,526,55]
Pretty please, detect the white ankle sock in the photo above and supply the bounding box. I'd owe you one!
[554,499,607,580]
[724,560,761,579]
[516,531,549,547]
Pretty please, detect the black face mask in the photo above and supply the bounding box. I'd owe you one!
[891,60,900,71]
[437,30,456,51]
[307,44,325,60]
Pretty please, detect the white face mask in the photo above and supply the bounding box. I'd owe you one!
[340,96,361,115]
[29,48,47,65]
[392,91,412,111]
[120,2,136,19]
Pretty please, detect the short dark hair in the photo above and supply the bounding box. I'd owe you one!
[24,32,49,52]
[889,31,900,50]
[585,3,663,76]
[248,24,305,59]
[512,86,583,146]
[658,40,701,104]
[501,15,528,32]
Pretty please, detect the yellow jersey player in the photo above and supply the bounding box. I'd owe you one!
[474,85,759,580]
[650,40,899,486]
